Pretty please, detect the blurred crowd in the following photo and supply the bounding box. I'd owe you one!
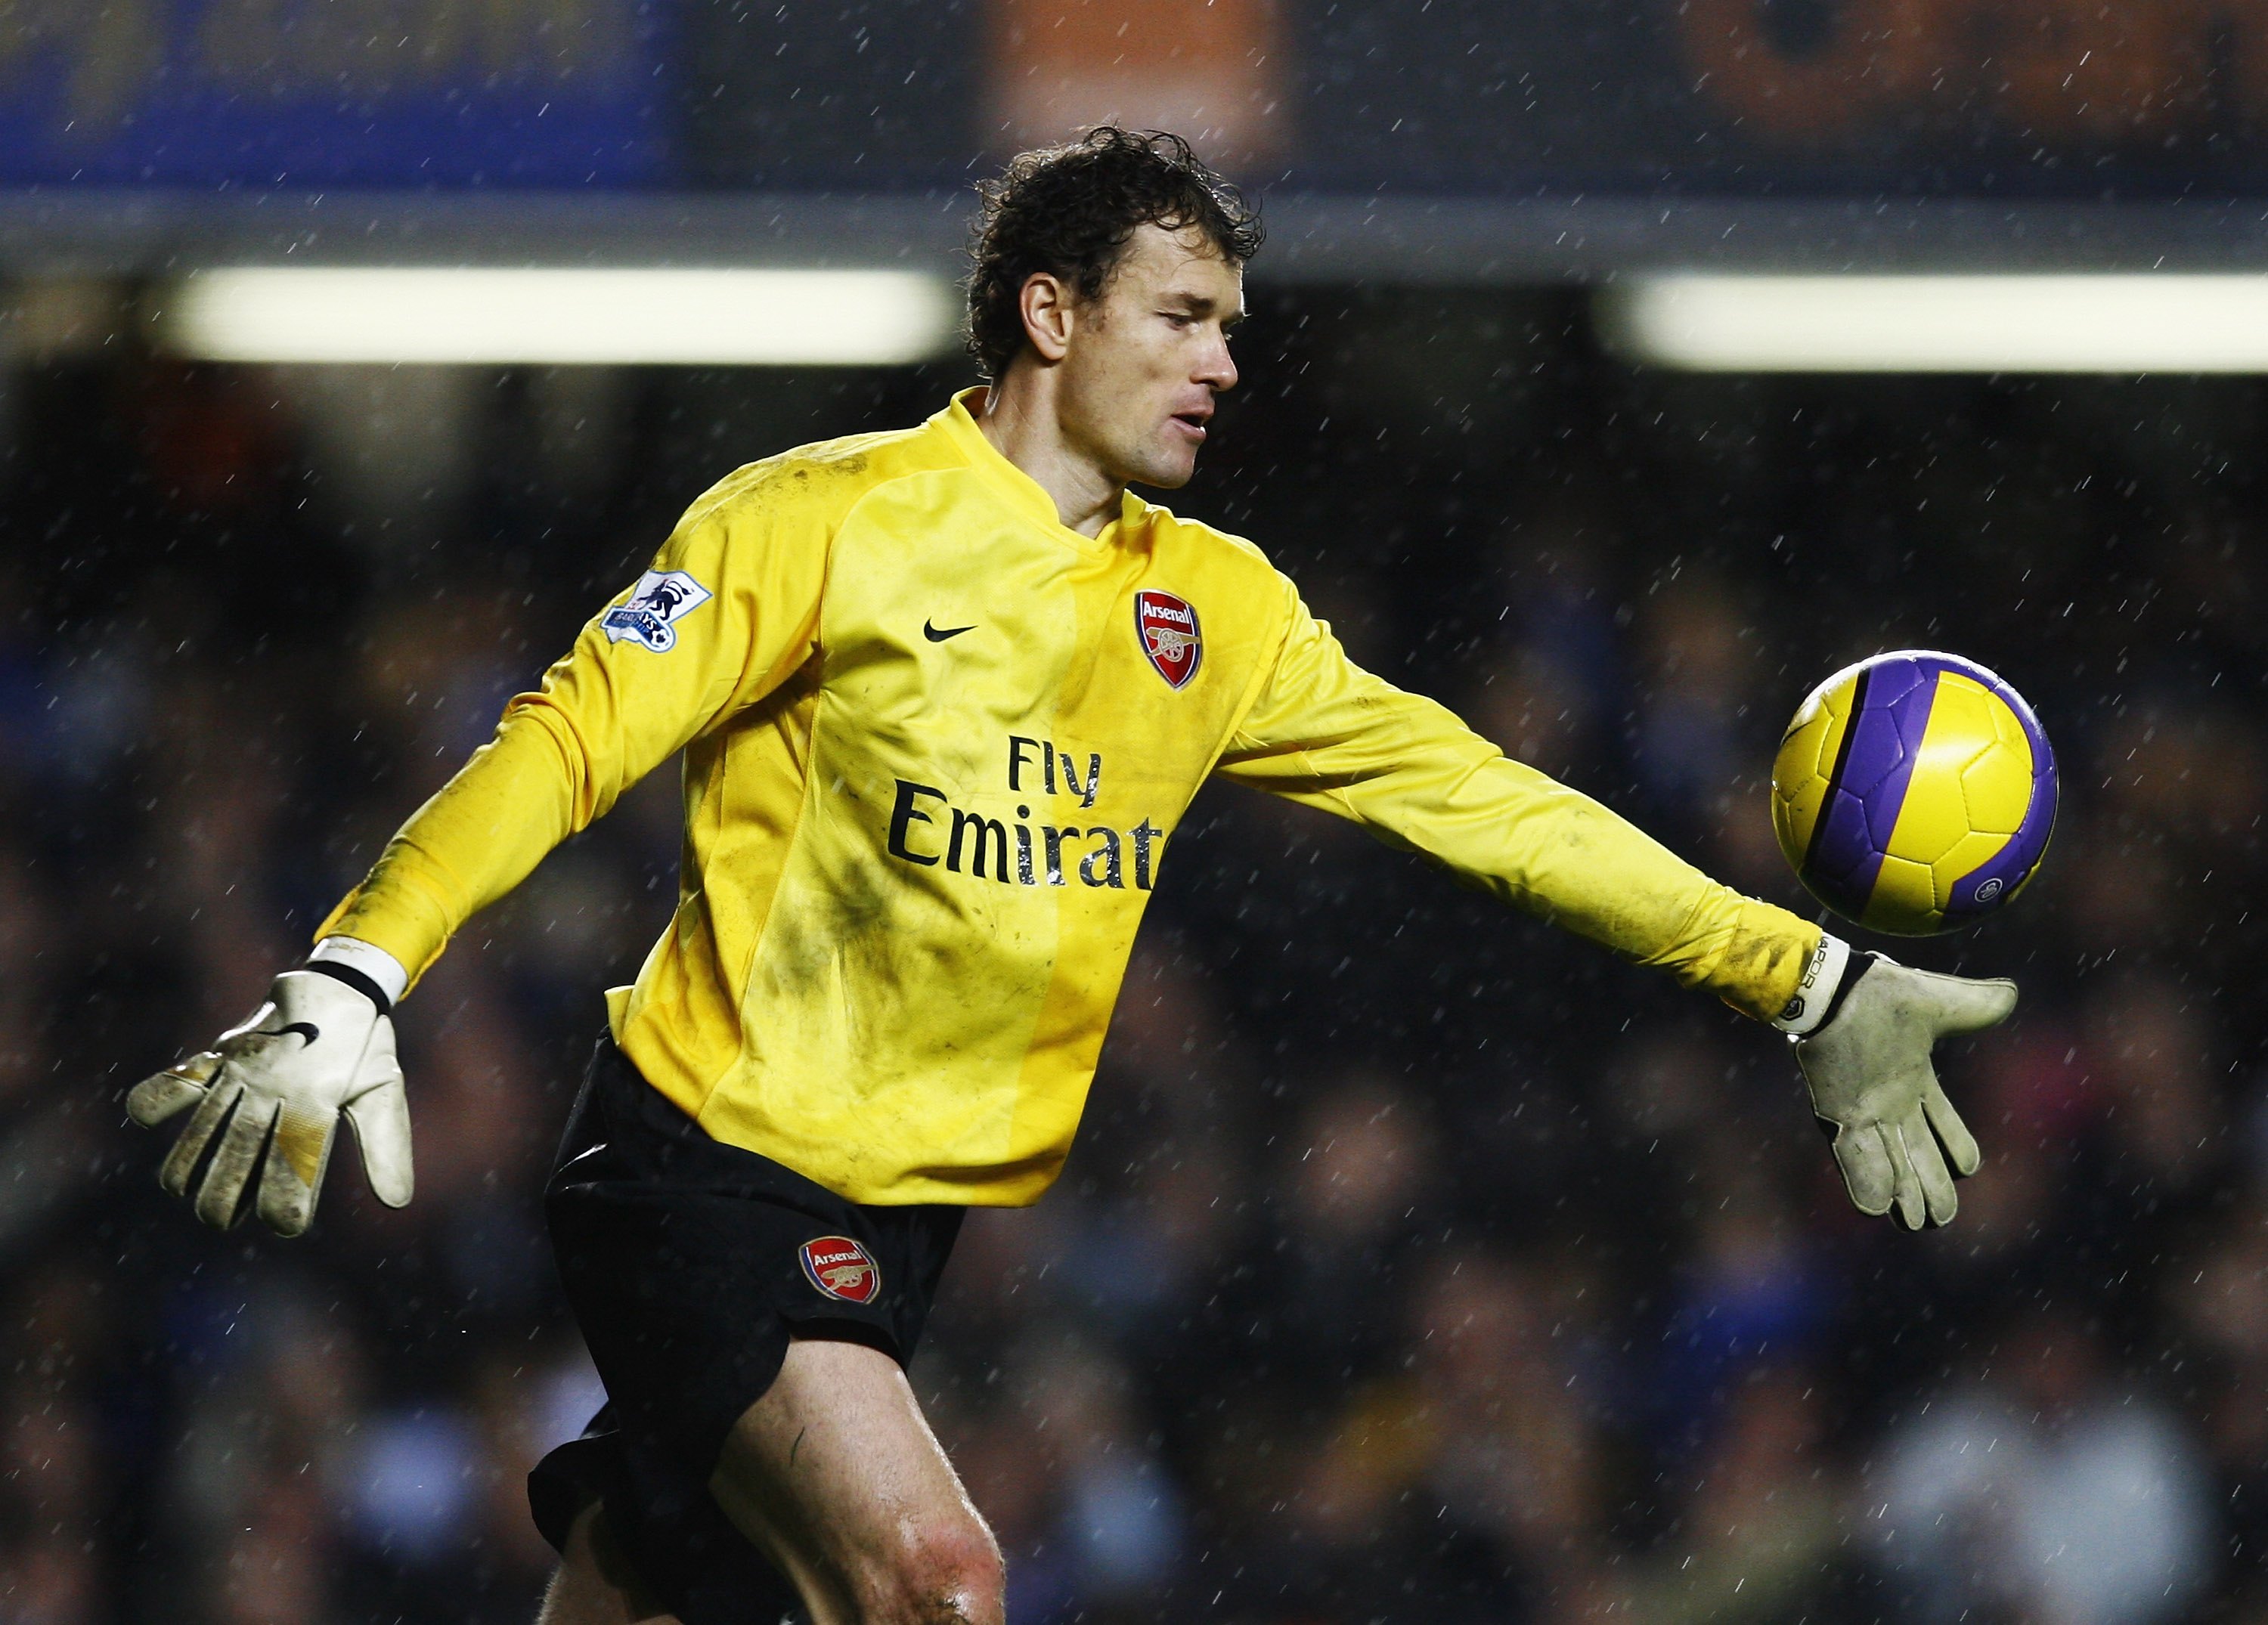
[1,289,2263,1623]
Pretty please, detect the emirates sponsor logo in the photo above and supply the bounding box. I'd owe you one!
[1135,590,1202,689]
[798,1235,880,1304]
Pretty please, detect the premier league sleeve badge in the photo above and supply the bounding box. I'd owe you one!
[603,569,714,652]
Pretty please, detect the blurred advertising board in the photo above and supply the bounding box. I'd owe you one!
[0,0,2259,197]
[0,0,673,185]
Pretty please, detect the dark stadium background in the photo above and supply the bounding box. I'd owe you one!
[5,2,2268,1622]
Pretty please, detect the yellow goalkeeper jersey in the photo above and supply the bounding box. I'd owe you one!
[319,389,1818,1206]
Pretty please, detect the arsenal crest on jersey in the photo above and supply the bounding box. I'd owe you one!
[799,1235,880,1304]
[1135,590,1202,689]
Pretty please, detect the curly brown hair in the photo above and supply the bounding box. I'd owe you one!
[965,127,1264,382]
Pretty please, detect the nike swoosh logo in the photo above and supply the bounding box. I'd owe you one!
[923,620,975,642]
[273,1023,321,1047]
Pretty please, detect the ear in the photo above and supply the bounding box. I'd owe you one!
[1018,271,1075,364]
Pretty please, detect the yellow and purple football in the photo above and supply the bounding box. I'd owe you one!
[1771,651,2056,935]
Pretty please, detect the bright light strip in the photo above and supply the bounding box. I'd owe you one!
[158,267,959,365]
[1599,274,2268,373]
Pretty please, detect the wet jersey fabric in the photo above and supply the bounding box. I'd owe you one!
[318,390,1820,1206]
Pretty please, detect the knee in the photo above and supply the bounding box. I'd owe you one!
[850,1514,1005,1625]
[543,1503,668,1623]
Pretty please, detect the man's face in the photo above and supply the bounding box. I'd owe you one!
[1052,222,1243,491]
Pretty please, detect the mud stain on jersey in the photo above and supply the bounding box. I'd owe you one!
[764,854,903,1003]
[1715,924,1815,1020]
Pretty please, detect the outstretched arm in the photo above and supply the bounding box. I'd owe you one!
[318,478,830,993]
[1211,584,1819,1019]
[1211,582,2013,1228]
[129,463,832,1235]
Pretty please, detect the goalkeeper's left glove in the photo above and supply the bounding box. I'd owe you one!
[1774,937,2015,1231]
[126,965,413,1237]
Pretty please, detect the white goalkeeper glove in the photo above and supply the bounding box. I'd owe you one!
[126,967,413,1237]
[1777,941,2015,1230]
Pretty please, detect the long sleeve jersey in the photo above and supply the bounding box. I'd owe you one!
[319,389,1820,1206]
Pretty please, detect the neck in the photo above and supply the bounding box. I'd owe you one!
[971,373,1123,538]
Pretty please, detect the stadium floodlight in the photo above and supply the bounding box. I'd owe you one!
[155,267,960,365]
[1597,274,2268,373]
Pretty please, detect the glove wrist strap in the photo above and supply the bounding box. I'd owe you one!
[307,936,408,1010]
[304,959,393,1015]
[1771,933,1853,1037]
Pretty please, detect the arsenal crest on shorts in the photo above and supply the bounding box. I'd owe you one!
[1135,590,1202,689]
[799,1235,880,1304]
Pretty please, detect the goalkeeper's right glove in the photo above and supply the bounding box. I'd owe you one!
[126,966,413,1237]
[1784,946,2015,1230]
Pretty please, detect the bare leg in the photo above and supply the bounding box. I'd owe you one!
[537,1501,679,1625]
[708,1334,1004,1625]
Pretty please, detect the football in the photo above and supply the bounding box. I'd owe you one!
[1770,650,2057,935]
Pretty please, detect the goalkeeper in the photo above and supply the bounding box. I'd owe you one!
[125,128,2015,1625]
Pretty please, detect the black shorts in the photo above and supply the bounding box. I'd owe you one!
[528,1033,965,1625]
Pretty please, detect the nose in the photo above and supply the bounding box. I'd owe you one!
[1196,326,1237,394]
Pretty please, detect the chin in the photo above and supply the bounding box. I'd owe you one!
[1128,448,1199,490]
